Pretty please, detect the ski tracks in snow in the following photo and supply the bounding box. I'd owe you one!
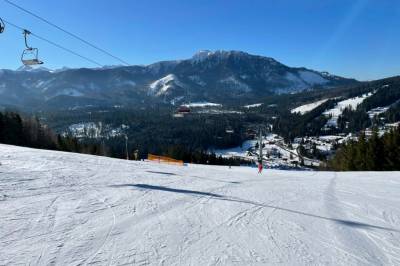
[2,145,400,265]
[323,172,389,265]
[80,158,117,266]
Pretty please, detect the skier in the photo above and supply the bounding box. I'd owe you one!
[258,160,263,174]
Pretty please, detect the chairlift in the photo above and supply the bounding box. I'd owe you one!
[21,29,43,66]
[0,17,5,33]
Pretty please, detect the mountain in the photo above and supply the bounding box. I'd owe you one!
[0,50,358,110]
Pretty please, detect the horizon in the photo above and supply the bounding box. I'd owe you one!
[1,0,400,80]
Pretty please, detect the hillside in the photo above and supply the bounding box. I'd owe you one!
[0,50,357,110]
[1,144,399,265]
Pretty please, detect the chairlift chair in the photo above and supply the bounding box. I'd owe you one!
[21,29,43,66]
[0,17,5,33]
[21,48,43,65]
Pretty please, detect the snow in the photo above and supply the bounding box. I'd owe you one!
[98,65,124,70]
[170,96,184,106]
[66,122,128,139]
[212,140,257,157]
[284,71,329,93]
[298,70,328,85]
[147,61,181,74]
[219,76,251,92]
[323,92,374,127]
[291,99,329,114]
[386,122,400,128]
[244,103,263,108]
[149,74,183,96]
[67,122,101,138]
[367,106,390,119]
[54,88,84,97]
[197,109,243,114]
[188,75,206,86]
[285,72,306,87]
[53,67,71,73]
[16,65,51,72]
[191,50,250,63]
[212,134,320,168]
[1,144,400,265]
[191,50,215,62]
[183,102,222,108]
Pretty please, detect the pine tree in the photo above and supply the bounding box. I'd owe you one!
[354,133,367,170]
[366,130,383,170]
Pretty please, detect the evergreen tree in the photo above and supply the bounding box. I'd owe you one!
[327,126,400,171]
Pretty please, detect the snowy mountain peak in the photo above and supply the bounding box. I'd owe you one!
[53,67,71,73]
[191,50,215,62]
[149,74,184,96]
[191,50,249,62]
[191,50,280,66]
[147,60,181,74]
[16,65,52,72]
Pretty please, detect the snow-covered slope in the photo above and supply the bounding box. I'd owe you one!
[149,74,184,96]
[323,92,374,127]
[291,99,329,114]
[244,103,263,108]
[1,144,400,265]
[183,102,222,108]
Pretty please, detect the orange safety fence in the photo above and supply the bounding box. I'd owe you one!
[147,154,184,166]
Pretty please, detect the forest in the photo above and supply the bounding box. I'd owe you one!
[0,111,105,154]
[326,127,400,171]
[0,111,249,166]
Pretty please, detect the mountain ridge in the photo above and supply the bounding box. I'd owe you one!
[0,50,358,110]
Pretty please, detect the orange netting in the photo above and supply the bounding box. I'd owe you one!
[148,154,184,166]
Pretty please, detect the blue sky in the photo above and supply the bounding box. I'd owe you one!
[0,0,399,80]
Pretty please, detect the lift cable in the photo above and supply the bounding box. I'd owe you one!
[2,18,103,67]
[3,0,130,65]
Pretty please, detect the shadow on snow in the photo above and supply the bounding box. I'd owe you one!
[146,171,178,176]
[111,184,223,198]
[110,183,400,233]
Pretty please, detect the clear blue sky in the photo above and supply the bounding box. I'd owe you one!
[1,0,399,80]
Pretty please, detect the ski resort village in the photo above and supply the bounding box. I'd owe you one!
[57,85,400,170]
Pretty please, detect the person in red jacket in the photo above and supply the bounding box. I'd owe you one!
[258,160,263,174]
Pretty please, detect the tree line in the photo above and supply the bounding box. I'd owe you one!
[0,111,104,155]
[0,111,250,166]
[326,127,400,171]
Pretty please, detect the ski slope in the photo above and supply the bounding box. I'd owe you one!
[323,93,374,127]
[1,144,400,265]
[291,99,329,114]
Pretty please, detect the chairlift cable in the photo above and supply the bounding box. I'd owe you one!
[2,18,103,66]
[3,0,130,65]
